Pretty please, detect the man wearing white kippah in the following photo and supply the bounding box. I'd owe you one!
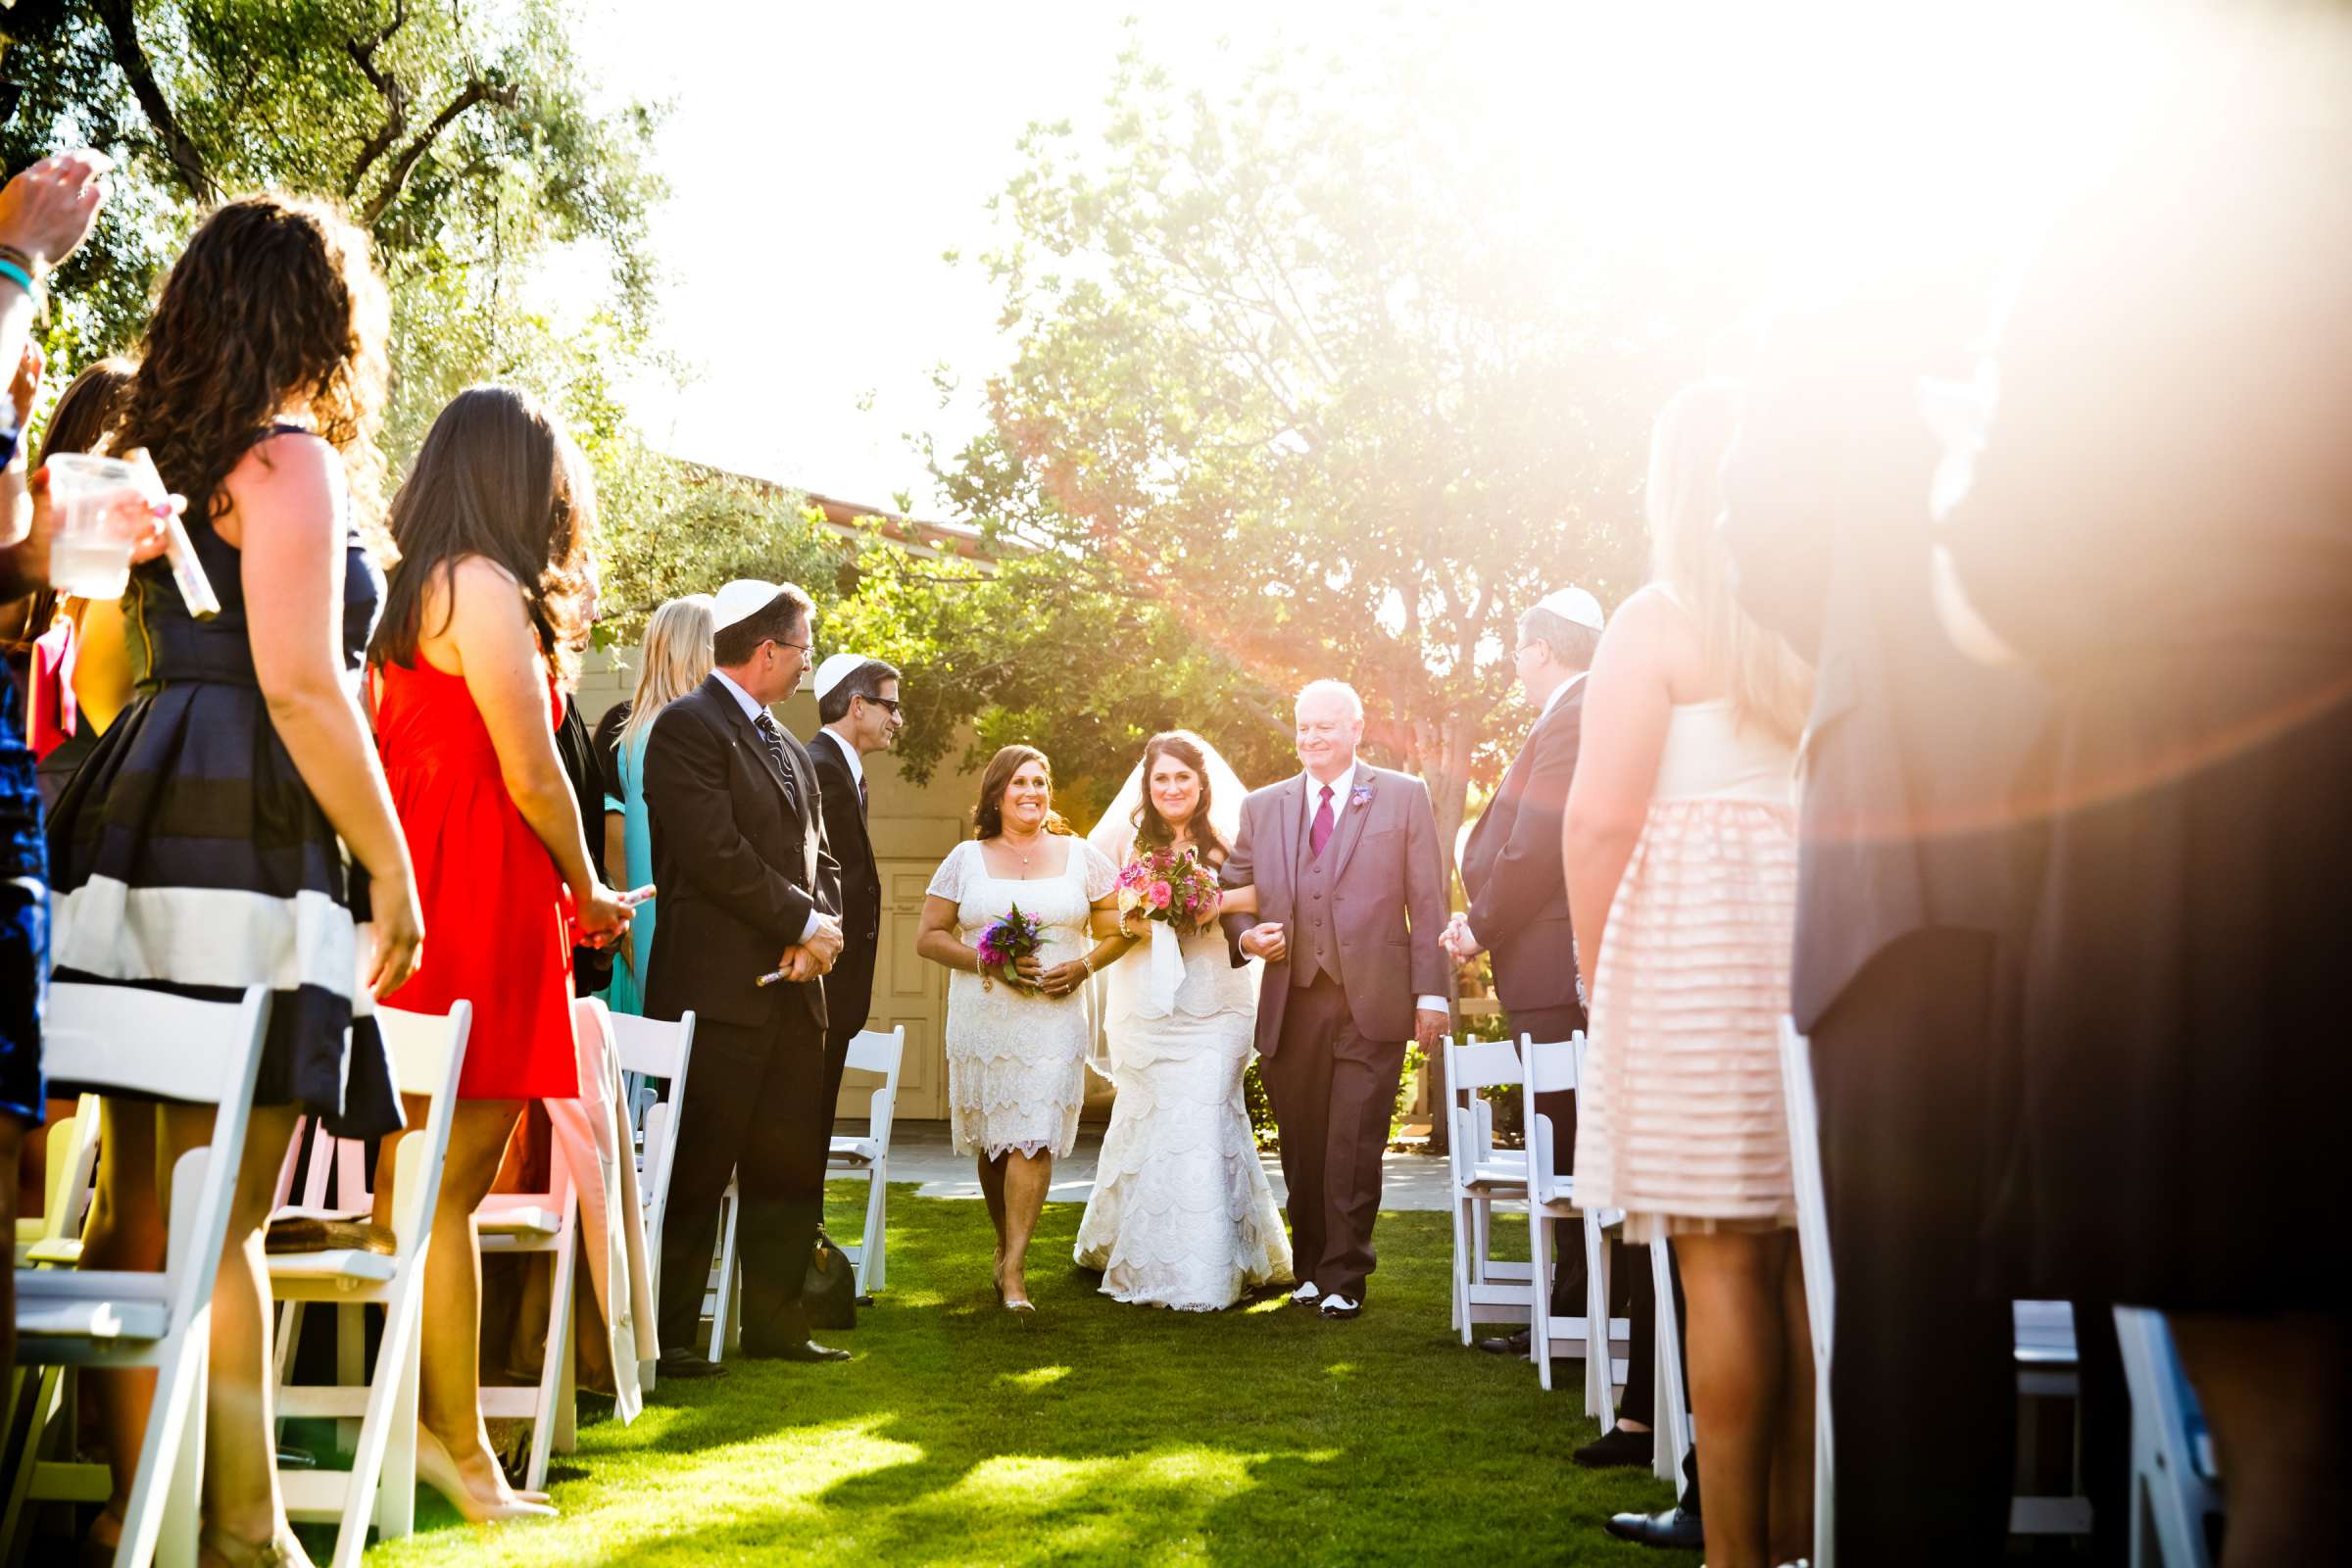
[644,578,847,1374]
[806,652,904,1127]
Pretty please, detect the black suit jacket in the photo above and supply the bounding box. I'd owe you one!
[806,727,879,1038]
[1720,321,2045,1030]
[642,675,841,1030]
[1459,678,1586,1022]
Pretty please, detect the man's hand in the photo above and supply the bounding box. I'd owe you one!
[1414,1007,1447,1053]
[803,912,844,966]
[774,946,819,984]
[1240,921,1287,962]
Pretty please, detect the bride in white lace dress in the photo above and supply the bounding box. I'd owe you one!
[1074,731,1293,1310]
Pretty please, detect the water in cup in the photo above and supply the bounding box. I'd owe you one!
[44,453,158,600]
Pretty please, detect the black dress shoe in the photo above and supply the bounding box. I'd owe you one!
[1573,1424,1656,1469]
[1476,1328,1533,1355]
[1603,1506,1704,1550]
[655,1348,727,1380]
[740,1334,852,1363]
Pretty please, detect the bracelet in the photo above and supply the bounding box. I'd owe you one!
[0,259,34,301]
[0,243,37,274]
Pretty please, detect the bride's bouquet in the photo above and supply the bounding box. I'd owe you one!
[975,904,1047,995]
[1116,846,1225,1014]
[1116,845,1224,936]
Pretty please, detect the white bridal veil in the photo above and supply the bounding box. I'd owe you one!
[1082,735,1254,1077]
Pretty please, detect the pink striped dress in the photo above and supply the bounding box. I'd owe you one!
[1571,699,1799,1244]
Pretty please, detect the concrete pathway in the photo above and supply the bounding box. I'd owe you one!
[846,1119,1452,1211]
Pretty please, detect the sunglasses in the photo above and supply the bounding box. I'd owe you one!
[858,695,903,716]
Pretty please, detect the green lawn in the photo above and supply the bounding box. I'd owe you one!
[359,1185,1691,1567]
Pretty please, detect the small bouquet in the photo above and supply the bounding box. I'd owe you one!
[975,904,1047,995]
[1116,845,1225,935]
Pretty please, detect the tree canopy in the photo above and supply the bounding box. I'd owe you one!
[911,24,1734,855]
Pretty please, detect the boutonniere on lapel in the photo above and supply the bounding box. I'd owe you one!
[1350,782,1375,808]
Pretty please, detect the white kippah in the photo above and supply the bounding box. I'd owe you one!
[1534,585,1605,632]
[710,578,783,633]
[812,652,868,702]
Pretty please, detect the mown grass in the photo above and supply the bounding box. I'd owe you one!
[354,1185,1689,1567]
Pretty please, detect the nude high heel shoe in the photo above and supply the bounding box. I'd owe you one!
[415,1424,557,1522]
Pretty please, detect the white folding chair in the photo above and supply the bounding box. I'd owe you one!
[1522,1035,1626,1399]
[607,1009,696,1389]
[705,1176,743,1363]
[465,1000,593,1493]
[1780,1016,1838,1568]
[2,1095,105,1564]
[11,1095,100,1268]
[2116,1307,2223,1568]
[825,1026,905,1297]
[1647,1236,1694,1487]
[2010,1300,2094,1538]
[266,1004,471,1565]
[1441,1036,1530,1344]
[14,984,270,1568]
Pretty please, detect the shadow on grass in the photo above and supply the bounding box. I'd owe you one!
[360,1188,1690,1568]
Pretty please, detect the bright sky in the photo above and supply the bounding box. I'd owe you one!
[561,1,2162,518]
[564,0,1370,515]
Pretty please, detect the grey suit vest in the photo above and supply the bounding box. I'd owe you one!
[1291,799,1343,990]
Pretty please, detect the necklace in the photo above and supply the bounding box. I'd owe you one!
[999,826,1045,875]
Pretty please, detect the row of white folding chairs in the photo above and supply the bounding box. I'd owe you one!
[1775,1017,2228,1567]
[1441,1035,1649,1446]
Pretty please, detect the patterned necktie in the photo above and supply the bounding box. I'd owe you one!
[858,773,870,821]
[1309,783,1336,858]
[753,711,800,812]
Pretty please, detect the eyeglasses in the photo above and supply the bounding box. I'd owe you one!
[773,639,813,657]
[858,695,903,715]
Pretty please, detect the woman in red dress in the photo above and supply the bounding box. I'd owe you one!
[369,386,635,1522]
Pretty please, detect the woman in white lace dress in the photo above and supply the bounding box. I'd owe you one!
[916,745,1126,1310]
[1074,731,1292,1310]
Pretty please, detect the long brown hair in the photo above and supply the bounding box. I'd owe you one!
[368,385,597,680]
[973,744,1072,839]
[1130,730,1229,861]
[114,193,390,539]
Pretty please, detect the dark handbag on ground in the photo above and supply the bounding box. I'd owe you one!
[803,1225,858,1330]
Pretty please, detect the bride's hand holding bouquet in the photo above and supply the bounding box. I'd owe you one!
[1115,845,1225,937]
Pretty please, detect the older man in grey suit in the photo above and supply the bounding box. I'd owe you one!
[1222,679,1449,1320]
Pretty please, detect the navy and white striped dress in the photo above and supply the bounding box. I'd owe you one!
[45,442,401,1138]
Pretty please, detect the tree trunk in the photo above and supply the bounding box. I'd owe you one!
[1414,709,1480,1157]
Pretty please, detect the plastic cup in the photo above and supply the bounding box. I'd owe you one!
[44,453,160,601]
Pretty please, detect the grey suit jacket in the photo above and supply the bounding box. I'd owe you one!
[1219,764,1450,1053]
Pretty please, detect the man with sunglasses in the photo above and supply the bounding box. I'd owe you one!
[807,653,904,1125]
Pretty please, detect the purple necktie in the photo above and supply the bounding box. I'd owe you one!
[1309,783,1336,858]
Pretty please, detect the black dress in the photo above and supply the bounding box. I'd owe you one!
[45,434,402,1138]
[1942,87,2352,1311]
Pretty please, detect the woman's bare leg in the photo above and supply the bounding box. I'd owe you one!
[83,1099,167,1539]
[2173,1310,2352,1568]
[1675,1230,1788,1568]
[998,1150,1053,1305]
[159,1101,306,1559]
[403,1098,529,1509]
[1766,1234,1815,1564]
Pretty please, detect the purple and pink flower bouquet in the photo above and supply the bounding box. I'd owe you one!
[975,904,1047,994]
[1116,845,1224,935]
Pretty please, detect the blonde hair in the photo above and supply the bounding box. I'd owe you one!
[1645,380,1813,749]
[620,595,717,756]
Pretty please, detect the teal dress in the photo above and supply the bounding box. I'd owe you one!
[602,724,656,1016]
